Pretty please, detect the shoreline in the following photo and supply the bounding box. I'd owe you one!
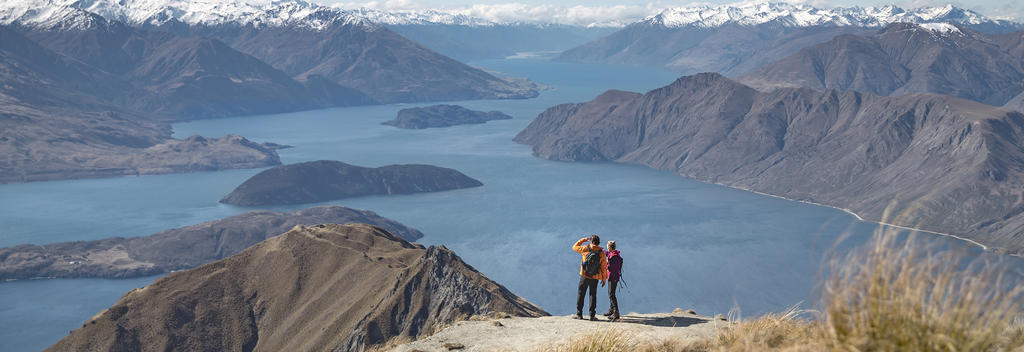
[694,179,992,252]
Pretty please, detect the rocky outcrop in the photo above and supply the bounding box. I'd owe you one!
[382,104,512,129]
[516,73,1024,255]
[739,23,1024,110]
[44,223,547,351]
[0,206,422,280]
[220,160,483,206]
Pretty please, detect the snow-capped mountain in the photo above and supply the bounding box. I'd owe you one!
[642,2,1013,29]
[1,0,374,31]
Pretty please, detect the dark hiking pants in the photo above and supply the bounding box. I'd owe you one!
[608,279,619,315]
[577,277,598,316]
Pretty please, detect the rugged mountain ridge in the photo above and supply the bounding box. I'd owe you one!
[3,0,539,105]
[739,23,1024,111]
[220,160,484,206]
[555,2,1023,74]
[516,73,1024,254]
[0,206,422,280]
[0,26,281,183]
[45,223,548,351]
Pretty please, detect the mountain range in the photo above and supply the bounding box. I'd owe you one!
[0,26,283,183]
[0,0,543,183]
[45,223,547,351]
[516,73,1024,255]
[556,3,1023,75]
[739,22,1024,112]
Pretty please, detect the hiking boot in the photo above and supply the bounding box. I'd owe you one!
[574,313,583,320]
[610,313,620,321]
[603,310,613,317]
[589,315,598,321]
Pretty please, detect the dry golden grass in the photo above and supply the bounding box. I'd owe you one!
[819,225,1024,352]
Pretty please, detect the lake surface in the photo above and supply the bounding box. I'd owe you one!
[0,59,1011,351]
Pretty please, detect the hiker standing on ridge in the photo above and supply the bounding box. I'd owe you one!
[604,240,622,321]
[572,234,608,321]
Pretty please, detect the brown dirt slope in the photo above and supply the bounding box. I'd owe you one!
[44,223,547,352]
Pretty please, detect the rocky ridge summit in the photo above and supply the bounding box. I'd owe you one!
[45,223,548,351]
[0,206,422,280]
[220,160,483,206]
[555,3,1022,74]
[739,23,1024,112]
[515,73,1024,255]
[383,104,513,129]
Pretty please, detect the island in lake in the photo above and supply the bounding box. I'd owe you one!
[220,160,483,206]
[382,104,513,129]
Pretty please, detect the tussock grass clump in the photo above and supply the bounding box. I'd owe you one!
[541,329,637,352]
[683,307,822,351]
[686,218,1024,351]
[821,228,1024,351]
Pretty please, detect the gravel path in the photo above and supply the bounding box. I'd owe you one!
[390,311,727,352]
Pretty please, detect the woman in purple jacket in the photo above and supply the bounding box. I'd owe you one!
[604,240,623,321]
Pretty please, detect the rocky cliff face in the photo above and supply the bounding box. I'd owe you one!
[220,160,484,206]
[44,223,547,352]
[0,206,422,280]
[383,104,512,129]
[516,73,1024,254]
[740,23,1024,111]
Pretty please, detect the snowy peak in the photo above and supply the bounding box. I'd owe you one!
[0,0,377,31]
[918,22,963,35]
[642,2,1012,29]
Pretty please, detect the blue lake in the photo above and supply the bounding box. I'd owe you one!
[0,59,1011,351]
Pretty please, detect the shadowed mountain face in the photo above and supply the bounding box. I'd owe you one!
[150,21,539,104]
[0,206,423,280]
[22,21,375,120]
[0,26,281,183]
[220,160,483,206]
[516,73,1024,255]
[383,104,512,129]
[45,223,548,352]
[740,23,1024,111]
[556,22,871,76]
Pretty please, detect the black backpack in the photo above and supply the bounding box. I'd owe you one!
[582,248,602,276]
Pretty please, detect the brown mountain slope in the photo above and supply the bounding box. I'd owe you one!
[516,73,1024,254]
[740,23,1024,110]
[161,21,539,104]
[45,223,547,352]
[0,206,422,279]
[0,26,280,183]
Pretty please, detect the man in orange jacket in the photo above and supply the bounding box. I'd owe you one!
[573,234,608,321]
